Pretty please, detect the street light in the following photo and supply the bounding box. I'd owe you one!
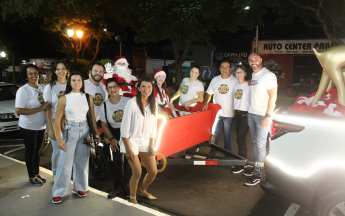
[244,6,250,10]
[115,35,122,56]
[67,29,83,71]
[0,51,6,58]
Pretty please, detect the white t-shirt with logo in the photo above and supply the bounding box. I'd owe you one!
[233,82,251,112]
[179,78,204,107]
[84,79,108,121]
[206,75,238,117]
[100,97,130,129]
[43,82,66,119]
[15,84,46,130]
[248,67,277,116]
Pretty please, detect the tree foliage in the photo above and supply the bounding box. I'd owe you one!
[125,0,266,83]
[269,0,345,44]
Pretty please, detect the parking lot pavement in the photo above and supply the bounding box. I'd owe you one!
[0,154,169,216]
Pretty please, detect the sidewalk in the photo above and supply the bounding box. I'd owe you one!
[0,154,169,216]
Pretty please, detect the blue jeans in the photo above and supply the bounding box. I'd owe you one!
[209,116,233,155]
[46,119,62,175]
[53,120,89,197]
[247,113,271,177]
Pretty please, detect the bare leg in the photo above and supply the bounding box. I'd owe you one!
[127,155,142,198]
[139,152,157,192]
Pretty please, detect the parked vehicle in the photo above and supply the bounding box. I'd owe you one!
[0,82,20,132]
[285,74,321,97]
[261,102,345,216]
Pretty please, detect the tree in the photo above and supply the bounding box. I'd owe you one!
[269,0,345,45]
[125,0,266,84]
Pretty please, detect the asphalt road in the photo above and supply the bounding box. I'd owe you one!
[0,91,313,216]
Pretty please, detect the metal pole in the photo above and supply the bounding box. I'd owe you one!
[255,25,259,53]
[12,54,15,84]
[120,41,122,56]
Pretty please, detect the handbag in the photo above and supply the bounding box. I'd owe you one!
[84,94,99,157]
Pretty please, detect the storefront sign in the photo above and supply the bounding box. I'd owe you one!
[214,51,250,63]
[252,39,345,54]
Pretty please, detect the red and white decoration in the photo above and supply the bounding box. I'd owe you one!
[103,56,138,98]
[288,89,345,117]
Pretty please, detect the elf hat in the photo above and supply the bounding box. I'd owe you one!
[154,69,166,80]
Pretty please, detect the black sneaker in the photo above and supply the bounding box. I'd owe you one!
[29,178,43,186]
[232,167,244,174]
[243,168,254,177]
[107,187,122,199]
[244,175,260,186]
[36,175,46,183]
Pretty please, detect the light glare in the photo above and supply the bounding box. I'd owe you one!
[76,30,83,38]
[67,29,74,37]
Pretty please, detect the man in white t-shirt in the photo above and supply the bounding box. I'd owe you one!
[84,62,108,122]
[202,60,239,155]
[245,53,277,187]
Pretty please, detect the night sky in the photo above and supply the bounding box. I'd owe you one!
[0,12,327,64]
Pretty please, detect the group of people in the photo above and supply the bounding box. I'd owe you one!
[14,52,277,206]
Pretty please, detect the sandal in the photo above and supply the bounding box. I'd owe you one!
[139,189,157,200]
[129,196,138,204]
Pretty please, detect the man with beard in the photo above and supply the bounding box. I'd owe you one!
[111,56,138,97]
[244,53,277,186]
[85,62,108,121]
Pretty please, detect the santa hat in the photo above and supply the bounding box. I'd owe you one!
[154,69,166,80]
[114,56,128,66]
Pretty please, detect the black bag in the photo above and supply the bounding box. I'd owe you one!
[83,94,99,149]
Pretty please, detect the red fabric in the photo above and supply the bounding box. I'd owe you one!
[153,69,166,79]
[102,73,137,98]
[113,56,126,65]
[288,89,345,117]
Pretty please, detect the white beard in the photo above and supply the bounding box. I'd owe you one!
[113,65,137,83]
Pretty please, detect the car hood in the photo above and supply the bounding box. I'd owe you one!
[0,100,18,117]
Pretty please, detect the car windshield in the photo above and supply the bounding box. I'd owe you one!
[0,85,18,101]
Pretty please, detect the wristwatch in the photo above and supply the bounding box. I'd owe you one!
[109,136,115,141]
[265,114,271,117]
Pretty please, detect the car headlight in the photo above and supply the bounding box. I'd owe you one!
[0,113,16,119]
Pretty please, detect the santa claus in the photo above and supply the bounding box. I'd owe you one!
[103,56,138,97]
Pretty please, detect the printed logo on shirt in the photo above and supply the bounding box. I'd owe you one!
[250,80,258,86]
[180,85,189,94]
[112,109,124,123]
[38,92,44,104]
[57,90,65,99]
[234,89,243,99]
[218,84,229,94]
[93,93,104,106]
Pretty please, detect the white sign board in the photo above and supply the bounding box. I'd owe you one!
[251,39,344,54]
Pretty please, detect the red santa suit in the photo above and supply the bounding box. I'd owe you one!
[103,56,138,97]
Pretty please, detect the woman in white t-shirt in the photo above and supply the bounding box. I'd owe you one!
[100,78,131,198]
[15,64,51,186]
[232,65,251,174]
[170,66,204,109]
[43,60,69,181]
[52,72,99,204]
[153,69,178,117]
[120,76,158,204]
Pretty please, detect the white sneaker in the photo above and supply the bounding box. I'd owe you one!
[185,155,192,159]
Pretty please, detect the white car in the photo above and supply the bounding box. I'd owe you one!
[0,82,20,132]
[261,102,345,216]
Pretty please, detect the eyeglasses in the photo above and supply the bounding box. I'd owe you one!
[220,66,231,69]
[107,85,118,89]
[158,76,166,79]
[236,71,244,74]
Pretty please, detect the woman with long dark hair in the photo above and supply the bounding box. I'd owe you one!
[170,66,204,109]
[15,64,51,186]
[43,60,69,181]
[232,65,251,174]
[100,78,131,199]
[120,76,158,204]
[52,72,99,204]
[153,69,177,117]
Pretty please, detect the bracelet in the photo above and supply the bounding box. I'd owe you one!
[109,136,115,141]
